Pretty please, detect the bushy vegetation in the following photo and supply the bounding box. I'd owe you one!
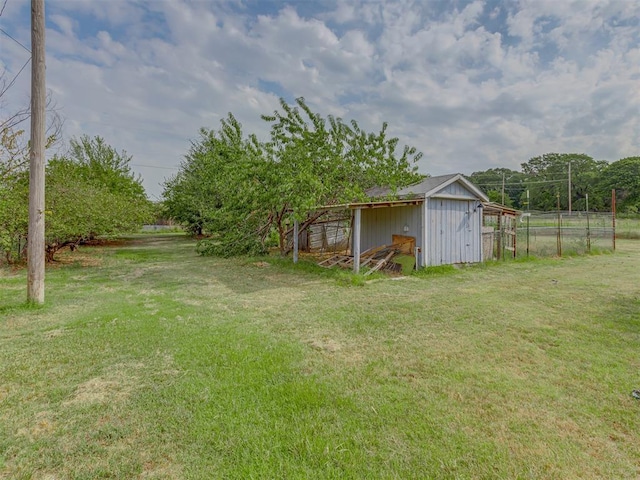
[468,154,640,213]
[163,97,422,257]
[0,132,153,263]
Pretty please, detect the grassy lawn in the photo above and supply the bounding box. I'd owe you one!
[1,235,639,479]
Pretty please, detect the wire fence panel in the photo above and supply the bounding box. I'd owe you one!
[516,211,614,257]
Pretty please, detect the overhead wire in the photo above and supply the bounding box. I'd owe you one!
[0,8,33,99]
[131,163,179,170]
[0,27,31,53]
[473,178,565,187]
[1,56,31,97]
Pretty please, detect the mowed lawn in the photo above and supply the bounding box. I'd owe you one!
[1,235,639,479]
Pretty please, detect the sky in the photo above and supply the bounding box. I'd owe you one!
[1,0,639,199]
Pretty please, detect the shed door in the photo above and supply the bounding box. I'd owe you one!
[429,199,479,265]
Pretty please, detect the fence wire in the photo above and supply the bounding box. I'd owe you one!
[516,211,614,257]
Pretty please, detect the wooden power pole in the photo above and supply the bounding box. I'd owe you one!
[568,161,572,214]
[27,0,46,304]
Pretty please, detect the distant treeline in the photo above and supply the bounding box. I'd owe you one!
[466,153,639,213]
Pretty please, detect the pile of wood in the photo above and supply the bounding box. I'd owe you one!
[318,243,406,275]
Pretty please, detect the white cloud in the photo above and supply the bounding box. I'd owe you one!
[0,0,638,198]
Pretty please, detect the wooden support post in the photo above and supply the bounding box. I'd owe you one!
[421,199,427,267]
[612,189,616,251]
[27,0,46,304]
[496,213,502,260]
[293,219,299,263]
[353,208,361,273]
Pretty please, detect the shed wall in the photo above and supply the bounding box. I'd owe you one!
[360,206,421,253]
[439,182,480,198]
[426,199,483,265]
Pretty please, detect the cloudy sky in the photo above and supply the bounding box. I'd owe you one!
[1,0,639,198]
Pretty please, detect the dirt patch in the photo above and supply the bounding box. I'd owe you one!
[83,239,131,247]
[17,411,56,440]
[64,362,144,407]
[65,377,131,406]
[47,250,104,268]
[43,328,66,339]
[308,338,342,353]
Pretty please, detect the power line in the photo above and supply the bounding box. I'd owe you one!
[131,163,179,170]
[473,178,565,187]
[1,56,31,97]
[0,27,31,53]
[0,0,8,17]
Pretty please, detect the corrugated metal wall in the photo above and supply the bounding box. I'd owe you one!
[426,199,483,265]
[360,206,421,253]
[355,180,484,267]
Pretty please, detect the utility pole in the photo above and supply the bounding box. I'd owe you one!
[568,161,572,214]
[27,0,46,304]
[501,172,505,205]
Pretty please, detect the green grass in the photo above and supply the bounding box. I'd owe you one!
[616,216,640,239]
[1,234,640,479]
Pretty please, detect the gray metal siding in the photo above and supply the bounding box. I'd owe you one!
[439,181,479,198]
[426,199,483,265]
[360,206,421,253]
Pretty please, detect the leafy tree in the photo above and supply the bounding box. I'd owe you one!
[467,168,525,208]
[1,134,153,263]
[521,153,607,211]
[260,97,422,253]
[0,128,29,262]
[44,155,151,261]
[68,135,148,201]
[598,156,640,213]
[164,115,270,254]
[165,99,423,257]
[39,137,153,260]
[0,170,28,263]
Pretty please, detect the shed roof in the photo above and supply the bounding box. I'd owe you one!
[481,202,519,217]
[367,173,490,203]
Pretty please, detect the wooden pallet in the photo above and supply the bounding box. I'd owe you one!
[318,243,405,275]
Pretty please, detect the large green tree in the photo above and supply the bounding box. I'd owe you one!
[164,98,423,256]
[163,114,270,255]
[260,97,422,253]
[598,156,640,213]
[1,134,153,263]
[467,168,526,208]
[41,136,153,260]
[521,153,607,211]
[0,169,28,263]
[0,128,29,262]
[44,155,151,261]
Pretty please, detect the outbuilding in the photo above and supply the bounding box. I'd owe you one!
[299,173,490,272]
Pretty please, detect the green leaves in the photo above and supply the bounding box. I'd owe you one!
[44,154,152,258]
[599,157,640,213]
[0,133,153,263]
[163,99,423,257]
[520,153,607,211]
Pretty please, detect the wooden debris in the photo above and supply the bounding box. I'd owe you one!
[318,243,412,275]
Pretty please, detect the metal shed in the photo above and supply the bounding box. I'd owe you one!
[302,174,489,272]
[358,174,490,269]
